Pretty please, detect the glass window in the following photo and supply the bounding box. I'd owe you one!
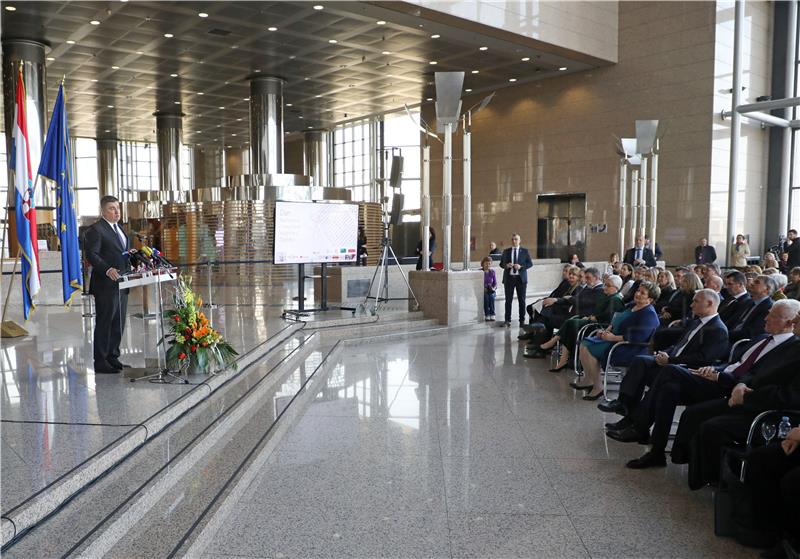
[333,118,372,201]
[383,110,422,214]
[74,137,99,218]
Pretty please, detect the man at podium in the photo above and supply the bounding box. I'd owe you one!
[84,195,131,374]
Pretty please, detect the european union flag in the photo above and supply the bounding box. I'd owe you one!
[38,82,83,306]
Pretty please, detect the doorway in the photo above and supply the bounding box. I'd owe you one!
[536,194,586,261]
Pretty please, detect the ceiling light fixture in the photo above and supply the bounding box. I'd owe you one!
[170,73,178,77]
[111,65,120,70]
[313,4,324,9]
[174,101,181,104]
[429,61,437,65]
[91,79,98,82]
[465,88,472,92]
[164,33,174,38]
[46,57,55,61]
[381,50,391,55]
[136,50,143,54]
[479,46,488,51]
[243,97,250,101]
[471,70,479,74]
[328,39,338,44]
[508,78,517,82]
[107,105,114,108]
[5,5,17,11]
[66,40,76,44]
[430,34,440,39]
[521,57,530,62]
[218,106,225,109]
[105,129,111,133]
[231,133,237,137]
[426,97,433,101]
[198,12,208,17]
[90,20,100,25]
[197,92,204,95]
[286,103,293,107]
[268,26,277,31]
[558,66,567,71]
[376,20,386,25]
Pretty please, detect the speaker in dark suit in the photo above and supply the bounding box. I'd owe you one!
[84,196,131,374]
[622,238,657,267]
[499,234,533,326]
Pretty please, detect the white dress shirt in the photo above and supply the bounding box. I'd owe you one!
[674,313,718,357]
[722,331,794,373]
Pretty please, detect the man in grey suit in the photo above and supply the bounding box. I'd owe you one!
[499,233,533,327]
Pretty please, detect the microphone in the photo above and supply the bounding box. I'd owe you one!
[151,248,174,267]
[126,249,152,269]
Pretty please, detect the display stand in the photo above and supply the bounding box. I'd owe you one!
[118,268,186,384]
[282,263,332,321]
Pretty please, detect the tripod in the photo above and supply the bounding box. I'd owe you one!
[362,210,419,316]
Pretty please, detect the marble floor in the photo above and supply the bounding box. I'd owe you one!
[198,327,758,559]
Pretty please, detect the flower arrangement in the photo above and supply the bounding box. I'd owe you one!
[161,276,238,374]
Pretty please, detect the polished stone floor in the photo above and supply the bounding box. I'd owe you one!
[200,327,757,559]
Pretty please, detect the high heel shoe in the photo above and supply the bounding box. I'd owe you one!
[549,358,571,372]
[569,381,593,390]
[582,391,604,401]
[539,338,558,351]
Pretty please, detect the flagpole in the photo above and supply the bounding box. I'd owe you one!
[1,250,28,337]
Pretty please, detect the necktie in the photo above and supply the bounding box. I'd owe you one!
[113,223,125,249]
[731,336,773,378]
[513,248,517,265]
[636,248,642,260]
[673,318,701,357]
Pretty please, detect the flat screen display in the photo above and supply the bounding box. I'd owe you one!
[273,201,359,264]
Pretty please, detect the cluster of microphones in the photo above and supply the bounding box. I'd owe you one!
[122,245,175,274]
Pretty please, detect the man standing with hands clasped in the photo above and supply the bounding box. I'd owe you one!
[84,195,132,374]
[499,233,533,327]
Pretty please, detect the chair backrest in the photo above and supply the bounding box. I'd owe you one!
[728,338,751,363]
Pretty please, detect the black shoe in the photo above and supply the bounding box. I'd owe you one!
[500,321,511,328]
[606,426,647,443]
[605,416,633,431]
[505,321,512,328]
[94,361,120,375]
[108,359,131,369]
[569,381,593,390]
[670,447,690,465]
[582,391,604,401]
[626,451,667,469]
[597,399,627,415]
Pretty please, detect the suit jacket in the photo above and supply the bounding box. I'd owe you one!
[499,247,533,284]
[695,245,717,265]
[718,292,753,330]
[666,315,729,369]
[570,282,604,317]
[623,247,656,267]
[787,241,800,269]
[729,297,773,343]
[84,219,130,296]
[714,335,800,396]
[740,336,800,411]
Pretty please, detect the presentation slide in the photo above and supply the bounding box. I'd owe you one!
[274,201,359,264]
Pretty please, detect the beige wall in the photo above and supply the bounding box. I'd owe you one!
[409,0,619,63]
[422,1,771,266]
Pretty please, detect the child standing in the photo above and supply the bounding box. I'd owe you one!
[481,256,497,321]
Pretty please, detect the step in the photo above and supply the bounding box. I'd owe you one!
[3,325,318,557]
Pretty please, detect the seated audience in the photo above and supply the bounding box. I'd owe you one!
[605,252,621,276]
[623,266,647,304]
[530,265,582,333]
[568,253,584,269]
[525,265,574,322]
[599,289,729,419]
[618,263,635,298]
[785,266,800,300]
[770,273,788,301]
[659,271,702,327]
[729,274,776,343]
[571,281,660,401]
[718,270,754,329]
[539,273,625,371]
[608,299,800,470]
[706,274,723,293]
[762,252,780,271]
[654,270,677,313]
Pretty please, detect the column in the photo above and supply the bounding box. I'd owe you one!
[96,138,119,199]
[302,130,330,186]
[154,112,183,191]
[248,76,284,175]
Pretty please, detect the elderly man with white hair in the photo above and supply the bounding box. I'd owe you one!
[706,274,723,293]
[610,298,800,470]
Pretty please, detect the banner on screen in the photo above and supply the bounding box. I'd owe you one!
[274,201,359,264]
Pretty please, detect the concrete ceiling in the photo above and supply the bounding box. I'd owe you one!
[1,1,600,147]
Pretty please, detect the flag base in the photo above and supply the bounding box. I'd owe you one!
[1,320,28,338]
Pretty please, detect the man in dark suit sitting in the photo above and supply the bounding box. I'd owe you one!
[729,274,775,343]
[694,237,717,265]
[669,300,800,489]
[609,300,800,470]
[499,233,533,327]
[718,270,753,329]
[623,236,657,267]
[599,289,729,418]
[84,195,132,374]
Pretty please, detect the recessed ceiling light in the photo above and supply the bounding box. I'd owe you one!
[197,92,204,95]
[313,4,324,9]
[471,70,479,74]
[104,129,110,133]
[46,57,55,61]
[508,78,517,82]
[328,39,338,44]
[226,145,232,148]
[237,118,243,121]
[430,34,440,39]
[136,51,143,54]
[231,133,237,137]
[170,73,178,77]
[254,69,261,73]
[107,105,114,108]
[90,20,100,25]
[465,88,472,92]
[304,77,310,80]
[198,12,208,17]
[91,79,98,82]
[286,103,293,107]
[479,46,488,51]
[164,33,174,38]
[5,5,17,11]
[288,55,296,60]
[66,40,76,44]
[111,65,120,70]
[315,95,322,98]
[298,116,304,119]
[381,50,391,55]
[429,61,437,65]
[558,66,567,71]
[376,20,386,25]
[521,57,531,62]
[268,26,278,31]
[218,106,225,109]
[146,85,152,88]
[243,97,250,101]
[174,101,181,104]
[426,97,433,101]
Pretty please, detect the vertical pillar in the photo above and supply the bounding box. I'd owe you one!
[462,116,471,270]
[649,145,659,251]
[726,0,745,266]
[630,168,639,245]
[248,76,284,175]
[303,130,330,186]
[155,112,183,192]
[778,0,797,235]
[2,39,52,209]
[639,157,648,238]
[97,138,119,199]
[421,144,431,272]
[618,159,627,260]
[442,122,454,271]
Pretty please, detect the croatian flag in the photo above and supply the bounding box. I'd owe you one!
[11,66,40,319]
